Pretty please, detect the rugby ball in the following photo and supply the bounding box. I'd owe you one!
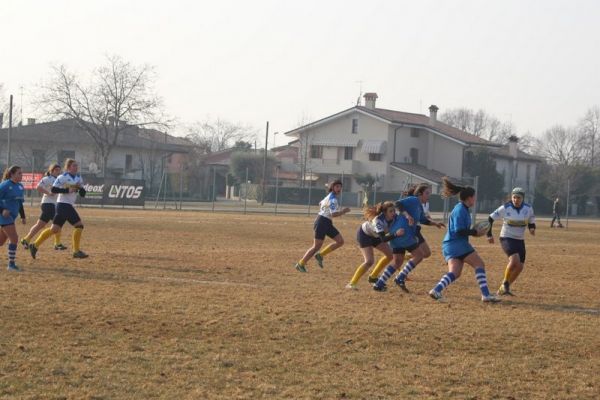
[473,220,490,235]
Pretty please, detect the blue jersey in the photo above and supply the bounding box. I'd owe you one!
[389,214,418,249]
[397,196,429,228]
[0,179,25,224]
[442,202,475,261]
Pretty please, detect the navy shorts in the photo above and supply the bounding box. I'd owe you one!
[356,227,382,248]
[500,237,526,263]
[313,215,339,240]
[451,250,475,262]
[392,242,419,255]
[39,203,57,223]
[415,225,426,245]
[53,203,81,227]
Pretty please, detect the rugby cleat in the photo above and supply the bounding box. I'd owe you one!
[54,244,68,251]
[429,289,444,301]
[314,253,324,268]
[20,239,29,250]
[73,250,89,259]
[7,264,21,272]
[497,282,515,296]
[395,279,409,293]
[482,294,502,303]
[345,283,358,290]
[29,244,38,259]
[372,283,387,292]
[367,275,378,283]
[294,262,307,273]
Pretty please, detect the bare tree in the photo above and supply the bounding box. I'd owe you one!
[36,55,168,176]
[440,108,515,143]
[578,106,600,167]
[185,118,256,153]
[534,125,585,166]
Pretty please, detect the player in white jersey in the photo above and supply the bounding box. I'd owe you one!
[486,187,536,296]
[294,180,350,272]
[29,159,89,259]
[21,164,67,251]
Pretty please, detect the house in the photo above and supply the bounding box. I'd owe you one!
[284,93,541,199]
[0,118,194,192]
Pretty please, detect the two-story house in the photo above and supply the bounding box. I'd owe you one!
[285,93,541,198]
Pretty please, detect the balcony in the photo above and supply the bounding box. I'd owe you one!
[307,158,359,174]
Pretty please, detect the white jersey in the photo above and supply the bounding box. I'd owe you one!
[53,173,84,205]
[318,192,340,219]
[422,201,430,217]
[489,202,536,240]
[37,175,58,205]
[361,213,390,237]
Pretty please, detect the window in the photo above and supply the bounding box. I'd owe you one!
[344,147,353,160]
[58,150,75,163]
[32,149,46,171]
[369,153,382,161]
[125,154,133,172]
[351,118,358,134]
[411,128,420,138]
[310,145,323,159]
[410,148,419,165]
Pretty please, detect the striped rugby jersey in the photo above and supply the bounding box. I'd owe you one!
[489,202,536,240]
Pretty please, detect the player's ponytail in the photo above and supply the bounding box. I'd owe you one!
[363,201,395,220]
[3,165,21,180]
[441,176,475,201]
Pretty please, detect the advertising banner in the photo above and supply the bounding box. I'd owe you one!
[79,177,146,206]
[22,173,44,190]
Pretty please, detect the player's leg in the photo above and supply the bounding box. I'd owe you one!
[347,244,375,289]
[315,224,343,268]
[374,246,403,291]
[464,252,500,302]
[69,207,87,258]
[3,224,20,271]
[429,257,463,300]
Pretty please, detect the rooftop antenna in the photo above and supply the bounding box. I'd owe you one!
[355,80,363,105]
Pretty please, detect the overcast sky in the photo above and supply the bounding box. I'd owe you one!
[2,0,599,145]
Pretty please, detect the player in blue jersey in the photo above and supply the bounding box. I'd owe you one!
[346,201,401,289]
[429,177,500,302]
[372,210,419,292]
[21,163,67,251]
[486,187,536,296]
[294,180,350,272]
[29,159,88,260]
[0,166,27,272]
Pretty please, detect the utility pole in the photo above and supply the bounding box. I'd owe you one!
[8,95,13,166]
[261,121,269,205]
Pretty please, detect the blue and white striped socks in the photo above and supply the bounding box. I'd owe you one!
[475,267,490,297]
[433,272,456,293]
[8,243,17,267]
[375,265,396,288]
[394,260,416,283]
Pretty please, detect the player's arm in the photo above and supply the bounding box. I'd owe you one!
[36,179,52,196]
[330,199,349,217]
[19,203,26,223]
[455,210,477,237]
[394,201,414,225]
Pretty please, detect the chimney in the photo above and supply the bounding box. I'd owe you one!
[508,135,519,158]
[429,105,439,125]
[363,92,378,110]
[27,118,36,125]
[0,112,3,128]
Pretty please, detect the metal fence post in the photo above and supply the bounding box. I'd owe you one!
[566,178,570,230]
[340,170,344,206]
[472,176,479,224]
[211,166,216,212]
[274,166,279,215]
[244,167,248,215]
[307,170,312,216]
[30,156,35,207]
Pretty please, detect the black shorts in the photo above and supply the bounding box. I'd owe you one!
[0,223,15,228]
[500,237,526,263]
[313,215,339,240]
[392,242,420,255]
[53,203,81,227]
[416,225,426,245]
[453,250,475,261]
[39,203,57,223]
[356,227,382,248]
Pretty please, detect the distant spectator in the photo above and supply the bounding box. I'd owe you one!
[551,197,563,228]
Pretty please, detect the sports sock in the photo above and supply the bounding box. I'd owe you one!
[433,272,456,293]
[8,243,17,266]
[349,263,369,285]
[503,266,511,284]
[23,232,32,242]
[375,265,396,288]
[395,260,416,283]
[368,256,391,280]
[34,228,55,247]
[298,259,306,266]
[73,228,83,252]
[319,243,336,257]
[54,232,62,246]
[475,267,491,297]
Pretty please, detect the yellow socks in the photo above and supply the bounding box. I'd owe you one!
[54,232,62,246]
[368,256,391,280]
[34,228,55,247]
[319,243,336,258]
[349,263,369,285]
[73,227,83,252]
[298,259,306,266]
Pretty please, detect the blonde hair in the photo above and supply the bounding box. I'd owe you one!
[46,163,61,177]
[63,158,77,170]
[363,201,395,220]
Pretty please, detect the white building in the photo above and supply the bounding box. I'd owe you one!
[285,93,540,197]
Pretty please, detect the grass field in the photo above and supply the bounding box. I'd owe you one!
[1,207,599,399]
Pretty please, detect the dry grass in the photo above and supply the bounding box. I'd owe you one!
[1,208,599,399]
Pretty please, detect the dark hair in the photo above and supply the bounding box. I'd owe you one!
[414,183,431,197]
[46,163,61,177]
[441,177,475,201]
[328,179,343,193]
[363,201,395,220]
[403,184,417,197]
[3,165,21,180]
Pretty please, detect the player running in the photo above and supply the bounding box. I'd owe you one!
[0,166,26,271]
